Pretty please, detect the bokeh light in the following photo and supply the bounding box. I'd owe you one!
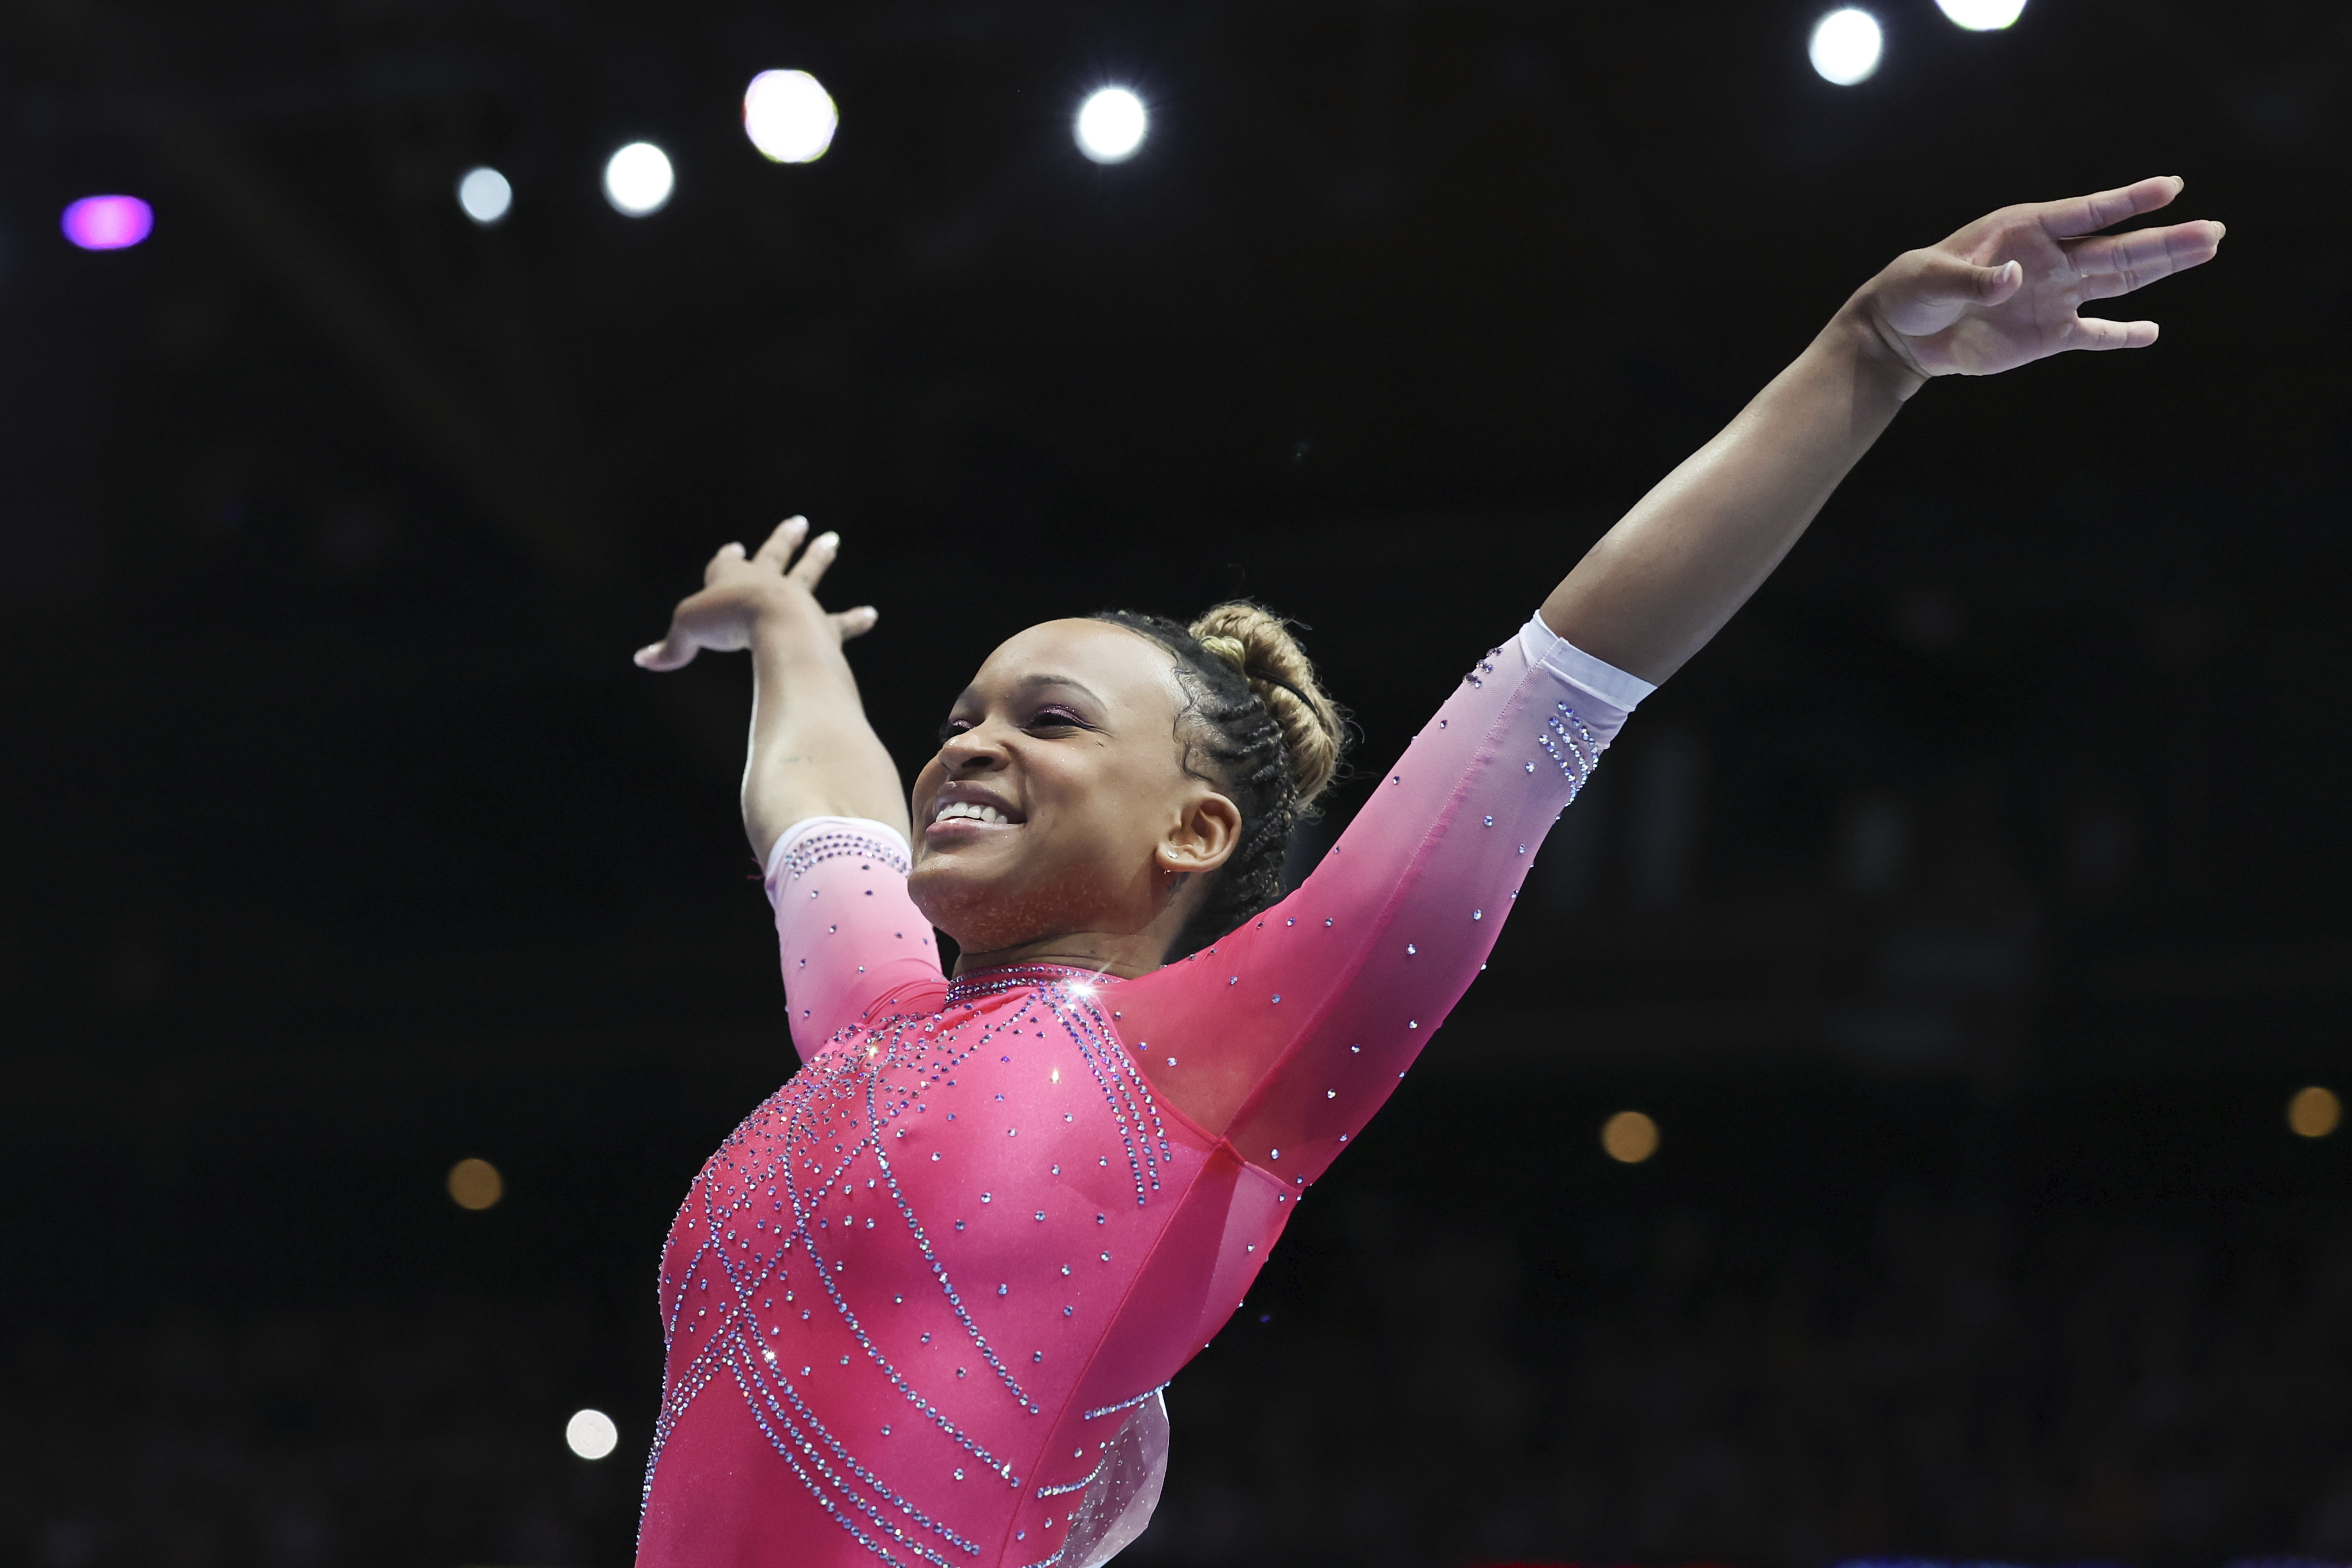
[2288,1085,2341,1139]
[1935,0,2026,29]
[456,167,513,226]
[447,1157,504,1210]
[1809,9,1885,85]
[604,142,675,216]
[1075,87,1148,164]
[61,196,154,251]
[744,69,839,163]
[1601,1110,1661,1164]
[565,1408,619,1460]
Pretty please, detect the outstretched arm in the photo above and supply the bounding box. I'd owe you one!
[1543,174,2224,684]
[635,517,909,862]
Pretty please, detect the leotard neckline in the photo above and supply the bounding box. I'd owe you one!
[942,961,1125,1007]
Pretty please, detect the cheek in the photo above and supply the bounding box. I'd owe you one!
[1036,751,1171,861]
[909,757,946,809]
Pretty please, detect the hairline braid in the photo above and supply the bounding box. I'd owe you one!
[1089,610,1326,958]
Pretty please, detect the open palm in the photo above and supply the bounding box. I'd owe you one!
[1867,175,2224,379]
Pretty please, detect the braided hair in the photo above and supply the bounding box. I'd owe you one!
[1091,602,1346,958]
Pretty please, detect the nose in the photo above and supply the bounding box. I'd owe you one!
[938,722,1010,776]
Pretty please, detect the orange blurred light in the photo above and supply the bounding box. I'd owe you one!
[2288,1085,2341,1139]
[1601,1110,1659,1164]
[448,1157,504,1210]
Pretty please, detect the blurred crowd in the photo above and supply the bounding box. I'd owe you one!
[1,1298,641,1568]
[1138,1195,2352,1568]
[8,1193,2352,1568]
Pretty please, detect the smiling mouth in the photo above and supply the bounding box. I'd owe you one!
[932,801,1016,826]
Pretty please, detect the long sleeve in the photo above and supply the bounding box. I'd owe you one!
[763,816,948,1062]
[1114,613,1649,1185]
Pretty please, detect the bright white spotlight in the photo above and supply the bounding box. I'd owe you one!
[1935,0,2025,28]
[744,69,839,163]
[565,1408,619,1459]
[1075,87,1147,164]
[1809,9,1884,85]
[603,142,675,216]
[457,167,512,226]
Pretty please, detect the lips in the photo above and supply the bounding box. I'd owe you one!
[922,784,1025,841]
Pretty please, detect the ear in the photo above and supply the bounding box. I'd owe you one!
[1156,791,1243,877]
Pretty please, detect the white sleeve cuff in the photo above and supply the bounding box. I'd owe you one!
[764,816,915,885]
[1517,612,1657,711]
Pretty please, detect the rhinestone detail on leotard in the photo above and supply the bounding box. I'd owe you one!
[779,826,915,881]
[1538,702,1601,799]
[644,971,1170,1566]
[1080,1382,1170,1423]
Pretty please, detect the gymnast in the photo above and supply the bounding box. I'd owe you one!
[628,177,2221,1568]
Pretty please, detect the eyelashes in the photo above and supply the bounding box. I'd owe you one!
[935,706,1092,744]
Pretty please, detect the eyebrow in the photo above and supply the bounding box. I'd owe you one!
[953,673,1108,709]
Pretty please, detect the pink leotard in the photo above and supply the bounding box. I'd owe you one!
[637,613,1649,1568]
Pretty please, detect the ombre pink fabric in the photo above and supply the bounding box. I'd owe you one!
[637,616,1641,1568]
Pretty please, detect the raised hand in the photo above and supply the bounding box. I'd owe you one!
[1861,175,2224,379]
[634,516,878,671]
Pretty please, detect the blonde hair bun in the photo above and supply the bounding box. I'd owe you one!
[1187,602,1344,806]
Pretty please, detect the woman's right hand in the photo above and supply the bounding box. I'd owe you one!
[633,516,879,671]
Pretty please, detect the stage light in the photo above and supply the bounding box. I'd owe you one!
[744,69,838,163]
[457,167,513,226]
[604,142,675,216]
[61,195,153,251]
[1075,87,1147,163]
[1601,1110,1660,1164]
[1935,0,2026,29]
[448,1157,504,1210]
[1809,9,1884,85]
[2288,1085,2341,1139]
[566,1408,619,1460]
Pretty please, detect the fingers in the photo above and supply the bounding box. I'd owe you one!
[751,515,810,568]
[633,627,702,671]
[788,528,842,590]
[2066,316,2160,352]
[701,540,746,586]
[2067,219,2224,298]
[2035,174,2183,239]
[653,517,850,672]
[1913,253,2023,307]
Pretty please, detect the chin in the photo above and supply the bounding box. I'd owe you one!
[909,863,1121,958]
[909,864,1042,955]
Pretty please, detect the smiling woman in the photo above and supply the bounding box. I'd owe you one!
[905,608,1341,966]
[628,176,2220,1568]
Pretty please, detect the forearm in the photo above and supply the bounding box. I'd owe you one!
[742,607,909,862]
[1542,301,1924,684]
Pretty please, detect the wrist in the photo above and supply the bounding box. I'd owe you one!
[746,587,825,635]
[747,593,840,663]
[1828,294,1931,405]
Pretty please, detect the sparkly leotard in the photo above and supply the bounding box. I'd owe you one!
[636,614,1649,1568]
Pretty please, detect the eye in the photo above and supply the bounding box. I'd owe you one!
[1025,705,1092,733]
[936,717,975,745]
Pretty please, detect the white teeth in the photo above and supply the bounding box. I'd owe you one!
[934,801,1009,825]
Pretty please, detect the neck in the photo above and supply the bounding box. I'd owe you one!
[947,870,1212,981]
[952,927,1171,981]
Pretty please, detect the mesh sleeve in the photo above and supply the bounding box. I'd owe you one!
[1114,615,1647,1186]
[764,817,947,1063]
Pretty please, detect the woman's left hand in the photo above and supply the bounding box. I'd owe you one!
[1859,174,2223,381]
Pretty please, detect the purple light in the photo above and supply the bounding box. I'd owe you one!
[62,195,154,251]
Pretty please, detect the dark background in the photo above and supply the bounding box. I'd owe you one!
[4,0,2347,1565]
